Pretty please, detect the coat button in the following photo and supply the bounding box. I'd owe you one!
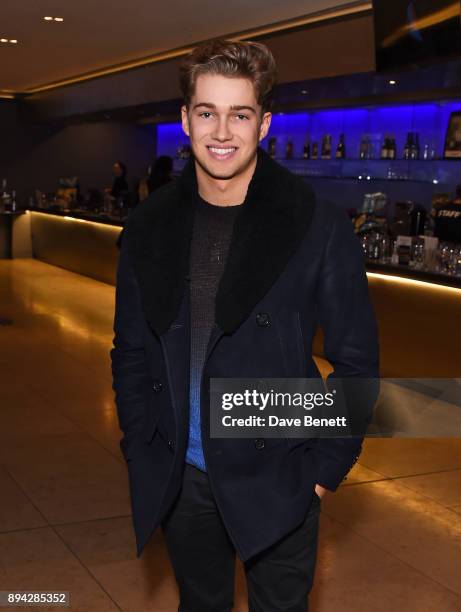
[254,438,265,450]
[153,380,163,392]
[256,312,271,327]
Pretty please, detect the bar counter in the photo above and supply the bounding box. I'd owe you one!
[26,208,122,285]
[11,208,461,378]
[27,206,125,227]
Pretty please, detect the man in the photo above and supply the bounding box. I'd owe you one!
[110,39,379,611]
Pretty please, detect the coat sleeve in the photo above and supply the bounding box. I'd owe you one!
[311,204,380,491]
[110,223,151,437]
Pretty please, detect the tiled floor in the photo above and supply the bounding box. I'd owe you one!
[0,258,460,611]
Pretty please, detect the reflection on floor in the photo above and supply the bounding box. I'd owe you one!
[0,259,460,612]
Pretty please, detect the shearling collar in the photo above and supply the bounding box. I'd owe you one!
[125,145,316,336]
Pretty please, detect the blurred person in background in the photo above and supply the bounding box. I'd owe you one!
[108,161,129,198]
[147,155,174,194]
[137,155,174,205]
[108,161,130,249]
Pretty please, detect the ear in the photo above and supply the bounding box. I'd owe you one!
[181,105,190,137]
[258,112,272,142]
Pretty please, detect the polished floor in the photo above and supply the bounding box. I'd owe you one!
[0,258,460,612]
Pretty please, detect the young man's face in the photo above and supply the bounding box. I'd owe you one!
[181,73,271,181]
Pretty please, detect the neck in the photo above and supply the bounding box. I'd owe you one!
[195,153,257,206]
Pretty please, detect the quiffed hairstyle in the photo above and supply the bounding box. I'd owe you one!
[179,39,277,115]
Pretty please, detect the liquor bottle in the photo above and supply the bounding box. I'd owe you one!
[381,135,389,159]
[268,137,277,158]
[359,135,368,160]
[410,132,420,160]
[311,142,318,160]
[335,134,346,159]
[285,139,293,160]
[423,141,430,160]
[321,134,332,159]
[11,189,17,212]
[1,178,11,212]
[1,178,7,202]
[302,137,311,159]
[388,136,397,160]
[403,132,413,160]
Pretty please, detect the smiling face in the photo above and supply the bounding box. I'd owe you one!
[181,73,271,182]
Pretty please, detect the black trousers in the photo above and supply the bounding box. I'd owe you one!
[161,463,321,612]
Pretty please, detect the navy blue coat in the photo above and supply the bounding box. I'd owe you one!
[110,146,380,561]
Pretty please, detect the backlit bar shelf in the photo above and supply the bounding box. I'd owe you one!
[171,157,461,184]
[158,99,461,205]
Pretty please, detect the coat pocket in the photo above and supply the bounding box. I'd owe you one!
[294,311,307,375]
[274,311,307,377]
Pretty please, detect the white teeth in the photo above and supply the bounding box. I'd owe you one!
[209,147,236,155]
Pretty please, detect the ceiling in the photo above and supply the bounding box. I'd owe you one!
[0,0,367,93]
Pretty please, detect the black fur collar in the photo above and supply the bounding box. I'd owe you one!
[126,145,316,336]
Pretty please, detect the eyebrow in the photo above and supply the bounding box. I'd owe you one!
[192,102,257,113]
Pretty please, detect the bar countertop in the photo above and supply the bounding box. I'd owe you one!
[365,260,461,289]
[24,206,461,290]
[25,206,125,227]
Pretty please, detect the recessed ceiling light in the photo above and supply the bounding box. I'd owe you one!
[54,17,64,22]
[301,89,308,95]
[44,16,53,21]
[0,38,7,43]
[389,80,397,85]
[9,39,18,44]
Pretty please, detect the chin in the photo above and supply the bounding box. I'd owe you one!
[195,157,239,180]
[208,167,241,180]
[195,150,255,181]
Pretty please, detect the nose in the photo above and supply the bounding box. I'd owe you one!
[212,115,232,141]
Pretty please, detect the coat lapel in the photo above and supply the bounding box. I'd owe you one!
[126,145,316,337]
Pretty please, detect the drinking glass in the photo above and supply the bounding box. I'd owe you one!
[448,245,461,276]
[378,234,391,262]
[412,237,425,269]
[438,242,452,273]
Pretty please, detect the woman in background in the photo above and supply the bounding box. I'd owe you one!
[137,155,174,205]
[124,156,175,249]
[147,155,173,193]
